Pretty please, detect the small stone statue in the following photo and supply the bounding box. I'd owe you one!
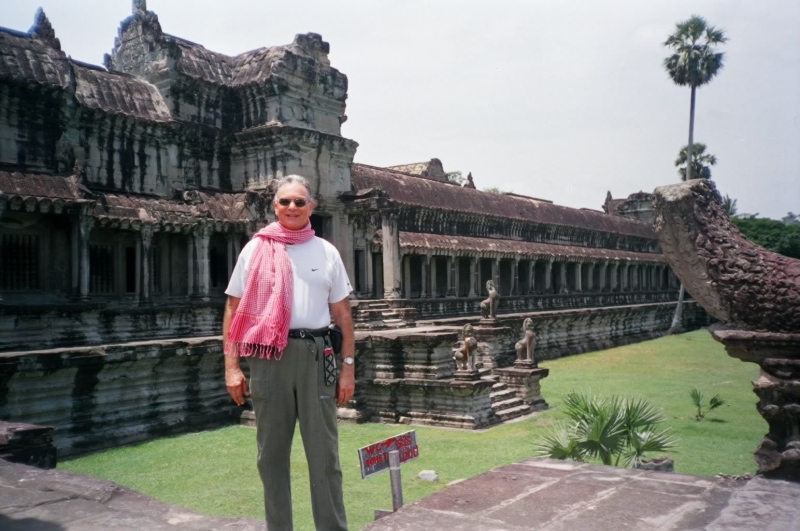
[480,280,499,319]
[514,318,537,366]
[454,324,478,372]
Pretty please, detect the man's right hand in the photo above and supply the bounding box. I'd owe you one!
[226,367,249,406]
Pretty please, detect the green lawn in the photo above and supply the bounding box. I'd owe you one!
[60,330,765,531]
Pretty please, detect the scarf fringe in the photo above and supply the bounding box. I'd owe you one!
[225,341,284,360]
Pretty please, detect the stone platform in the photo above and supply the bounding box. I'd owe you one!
[365,458,800,531]
[0,458,265,531]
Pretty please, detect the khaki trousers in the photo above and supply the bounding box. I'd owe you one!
[248,336,348,531]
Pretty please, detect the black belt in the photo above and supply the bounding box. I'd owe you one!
[288,327,330,339]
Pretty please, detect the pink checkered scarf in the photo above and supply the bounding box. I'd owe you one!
[225,221,315,359]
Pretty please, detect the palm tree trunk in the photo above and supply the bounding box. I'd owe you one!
[685,85,696,181]
[667,283,685,334]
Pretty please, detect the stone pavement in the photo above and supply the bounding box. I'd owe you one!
[365,458,800,531]
[0,458,265,531]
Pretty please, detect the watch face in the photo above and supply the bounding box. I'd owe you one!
[343,357,355,365]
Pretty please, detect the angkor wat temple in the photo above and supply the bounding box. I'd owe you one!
[0,3,707,455]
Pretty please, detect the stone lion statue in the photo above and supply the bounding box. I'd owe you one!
[515,318,537,363]
[454,324,478,371]
[480,280,499,319]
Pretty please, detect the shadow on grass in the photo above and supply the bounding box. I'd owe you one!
[708,418,728,423]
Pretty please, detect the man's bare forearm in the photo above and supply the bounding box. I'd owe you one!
[223,296,241,367]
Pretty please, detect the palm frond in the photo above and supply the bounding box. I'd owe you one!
[708,394,726,411]
[533,424,586,462]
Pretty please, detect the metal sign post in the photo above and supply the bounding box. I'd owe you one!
[358,430,419,520]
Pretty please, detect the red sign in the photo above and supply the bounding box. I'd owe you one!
[358,430,419,479]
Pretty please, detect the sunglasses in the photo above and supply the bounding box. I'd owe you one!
[277,198,309,207]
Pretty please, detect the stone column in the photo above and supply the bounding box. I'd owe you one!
[492,257,500,290]
[528,260,536,294]
[512,257,520,295]
[78,215,94,300]
[620,263,629,291]
[140,224,154,305]
[194,224,211,299]
[631,264,639,291]
[403,254,412,299]
[421,254,429,298]
[469,257,478,297]
[365,247,374,298]
[544,259,553,293]
[574,262,582,292]
[586,262,594,292]
[598,260,608,292]
[447,255,456,297]
[559,262,568,294]
[381,214,402,299]
[71,220,79,296]
[186,231,195,298]
[609,262,618,292]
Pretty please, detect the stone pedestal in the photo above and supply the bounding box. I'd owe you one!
[494,366,550,410]
[712,327,800,481]
[513,359,537,369]
[454,369,481,381]
[473,320,513,369]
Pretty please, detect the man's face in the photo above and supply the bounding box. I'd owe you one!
[274,182,314,231]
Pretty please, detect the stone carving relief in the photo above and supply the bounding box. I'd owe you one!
[653,179,800,481]
[480,280,499,320]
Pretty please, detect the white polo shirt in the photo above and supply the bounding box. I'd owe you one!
[225,237,352,330]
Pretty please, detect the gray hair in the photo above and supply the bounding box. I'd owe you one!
[272,175,315,204]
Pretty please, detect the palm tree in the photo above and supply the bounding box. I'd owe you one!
[663,15,727,334]
[534,392,677,468]
[722,195,738,217]
[675,143,717,180]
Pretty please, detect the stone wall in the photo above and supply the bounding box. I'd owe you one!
[0,303,223,352]
[0,338,236,456]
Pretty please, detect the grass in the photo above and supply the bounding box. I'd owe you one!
[60,330,765,531]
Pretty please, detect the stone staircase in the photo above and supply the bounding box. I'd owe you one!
[353,300,417,330]
[487,375,531,421]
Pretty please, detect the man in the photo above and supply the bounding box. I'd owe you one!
[223,175,355,531]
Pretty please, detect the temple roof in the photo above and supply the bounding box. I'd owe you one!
[399,232,666,263]
[386,158,448,182]
[352,164,656,240]
[0,170,247,228]
[0,25,171,123]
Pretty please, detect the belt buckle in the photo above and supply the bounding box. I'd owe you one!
[299,330,307,339]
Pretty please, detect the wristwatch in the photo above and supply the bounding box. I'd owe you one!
[342,357,355,366]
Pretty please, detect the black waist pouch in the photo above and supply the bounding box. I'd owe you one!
[328,325,343,355]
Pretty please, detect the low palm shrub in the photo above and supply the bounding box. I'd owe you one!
[534,392,677,468]
[690,388,726,420]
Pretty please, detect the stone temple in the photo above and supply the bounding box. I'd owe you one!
[0,3,708,456]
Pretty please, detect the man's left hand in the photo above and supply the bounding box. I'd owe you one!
[336,365,355,406]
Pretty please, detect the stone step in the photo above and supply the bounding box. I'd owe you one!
[495,403,532,422]
[491,381,506,390]
[490,388,516,402]
[492,396,525,412]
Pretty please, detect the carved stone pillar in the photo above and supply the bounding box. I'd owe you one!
[558,262,568,294]
[544,259,553,293]
[620,263,629,291]
[528,260,536,294]
[469,257,478,297]
[421,254,429,299]
[140,224,154,305]
[186,231,195,298]
[598,261,608,292]
[194,224,211,299]
[403,253,412,299]
[574,262,582,292]
[586,262,594,292]
[631,264,639,291]
[382,214,402,299]
[447,255,456,297]
[512,257,520,295]
[78,215,94,300]
[492,258,500,290]
[365,247,374,298]
[609,262,618,292]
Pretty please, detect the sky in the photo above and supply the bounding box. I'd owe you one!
[4,0,799,219]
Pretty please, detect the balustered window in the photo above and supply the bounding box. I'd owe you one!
[0,233,41,291]
[90,244,115,293]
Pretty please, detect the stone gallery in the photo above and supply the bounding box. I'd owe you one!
[0,3,708,455]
